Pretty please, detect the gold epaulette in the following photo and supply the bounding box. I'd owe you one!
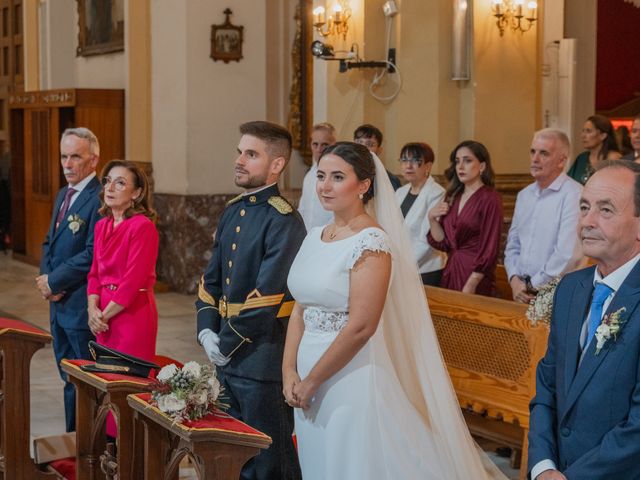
[268,196,293,214]
[226,194,243,206]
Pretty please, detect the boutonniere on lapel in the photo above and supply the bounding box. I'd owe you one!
[594,307,627,355]
[67,214,86,235]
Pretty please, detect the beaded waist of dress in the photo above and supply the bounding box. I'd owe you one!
[303,307,348,333]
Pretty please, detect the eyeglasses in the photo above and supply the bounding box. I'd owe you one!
[101,176,129,191]
[355,139,379,149]
[398,156,424,166]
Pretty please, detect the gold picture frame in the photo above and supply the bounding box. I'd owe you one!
[76,0,125,57]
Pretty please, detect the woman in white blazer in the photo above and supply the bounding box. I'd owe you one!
[395,142,447,285]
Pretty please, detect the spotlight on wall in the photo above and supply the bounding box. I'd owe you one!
[311,40,335,59]
[313,1,352,40]
[491,0,537,36]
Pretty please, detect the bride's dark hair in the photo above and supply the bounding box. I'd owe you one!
[320,141,376,203]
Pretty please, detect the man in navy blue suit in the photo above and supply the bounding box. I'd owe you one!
[529,160,640,479]
[37,127,102,432]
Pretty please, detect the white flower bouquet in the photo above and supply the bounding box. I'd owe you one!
[526,277,560,326]
[150,361,226,423]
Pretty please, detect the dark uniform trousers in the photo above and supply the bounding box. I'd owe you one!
[196,184,306,480]
[220,370,300,480]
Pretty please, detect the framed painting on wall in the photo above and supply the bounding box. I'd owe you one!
[210,9,244,63]
[76,0,125,57]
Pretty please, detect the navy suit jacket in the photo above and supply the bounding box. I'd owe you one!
[528,262,640,479]
[40,177,102,330]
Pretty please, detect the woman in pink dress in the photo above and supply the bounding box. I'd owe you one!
[427,140,503,296]
[87,160,159,364]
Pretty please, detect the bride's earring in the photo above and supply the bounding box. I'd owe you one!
[358,193,364,200]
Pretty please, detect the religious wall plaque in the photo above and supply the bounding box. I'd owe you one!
[210,8,244,63]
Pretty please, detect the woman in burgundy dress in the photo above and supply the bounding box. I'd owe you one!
[427,141,502,296]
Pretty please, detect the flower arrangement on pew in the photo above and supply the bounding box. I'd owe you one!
[526,277,561,326]
[151,361,227,423]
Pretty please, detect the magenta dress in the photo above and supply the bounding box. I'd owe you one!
[87,214,159,436]
[427,186,503,296]
[87,214,159,361]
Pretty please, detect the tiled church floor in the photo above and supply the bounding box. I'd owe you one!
[0,253,519,479]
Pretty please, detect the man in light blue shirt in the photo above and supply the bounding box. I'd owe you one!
[505,128,584,303]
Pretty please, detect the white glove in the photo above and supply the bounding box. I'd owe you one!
[198,329,230,366]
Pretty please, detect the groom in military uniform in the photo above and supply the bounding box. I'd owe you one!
[196,121,305,480]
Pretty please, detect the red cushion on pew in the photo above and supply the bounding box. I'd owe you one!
[64,356,184,382]
[64,359,157,384]
[49,457,76,480]
[0,317,49,336]
[134,392,271,440]
[154,355,183,369]
[152,355,184,378]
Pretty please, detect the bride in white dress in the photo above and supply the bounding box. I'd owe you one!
[283,142,507,479]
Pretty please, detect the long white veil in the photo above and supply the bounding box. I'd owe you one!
[367,153,506,479]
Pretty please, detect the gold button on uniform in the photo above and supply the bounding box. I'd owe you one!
[236,226,241,233]
[228,260,233,268]
[240,209,246,216]
[226,278,230,285]
[232,243,237,250]
[249,195,257,203]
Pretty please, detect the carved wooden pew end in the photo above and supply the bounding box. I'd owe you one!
[128,393,272,480]
[0,317,55,479]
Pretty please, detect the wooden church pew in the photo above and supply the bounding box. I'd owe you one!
[0,318,57,479]
[425,286,549,479]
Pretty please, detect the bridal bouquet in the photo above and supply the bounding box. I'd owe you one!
[150,361,226,423]
[526,277,560,326]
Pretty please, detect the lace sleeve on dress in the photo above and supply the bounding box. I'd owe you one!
[347,229,392,270]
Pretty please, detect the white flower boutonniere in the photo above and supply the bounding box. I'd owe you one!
[594,307,627,355]
[67,214,86,235]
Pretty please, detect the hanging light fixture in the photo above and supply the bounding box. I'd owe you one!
[491,0,538,36]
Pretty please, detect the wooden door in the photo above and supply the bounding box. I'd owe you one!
[23,107,60,263]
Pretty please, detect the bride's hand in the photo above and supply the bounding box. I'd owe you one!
[292,377,319,410]
[283,369,301,408]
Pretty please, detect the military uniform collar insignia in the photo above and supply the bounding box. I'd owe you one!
[242,183,280,205]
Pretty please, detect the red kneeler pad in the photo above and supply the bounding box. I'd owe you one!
[48,458,76,480]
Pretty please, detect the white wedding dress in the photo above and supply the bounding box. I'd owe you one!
[285,153,507,480]
[288,226,447,479]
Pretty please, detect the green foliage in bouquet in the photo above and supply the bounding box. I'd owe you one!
[150,361,227,423]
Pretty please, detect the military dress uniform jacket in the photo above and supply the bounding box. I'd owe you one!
[196,184,306,382]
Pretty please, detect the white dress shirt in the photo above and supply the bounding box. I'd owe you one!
[531,254,640,479]
[504,173,583,288]
[298,162,333,231]
[394,177,446,274]
[66,171,97,209]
